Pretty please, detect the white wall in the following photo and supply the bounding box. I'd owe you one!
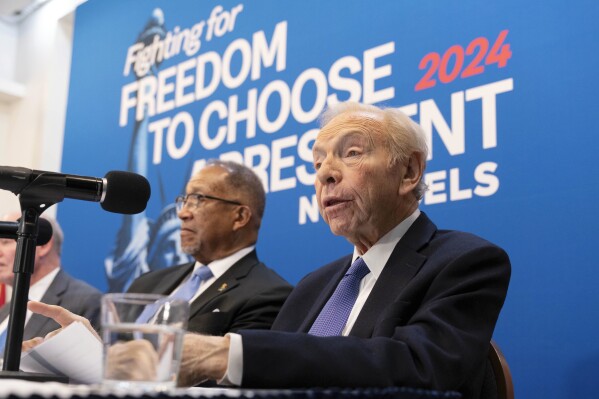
[0,18,18,80]
[0,17,23,214]
[0,0,85,216]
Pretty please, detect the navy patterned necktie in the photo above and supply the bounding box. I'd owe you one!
[309,257,370,336]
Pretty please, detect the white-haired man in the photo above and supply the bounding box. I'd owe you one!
[28,102,510,399]
[0,213,101,354]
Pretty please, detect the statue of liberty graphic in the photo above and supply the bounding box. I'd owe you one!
[105,9,192,292]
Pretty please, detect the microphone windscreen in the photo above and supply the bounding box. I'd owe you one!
[37,218,53,246]
[101,171,151,214]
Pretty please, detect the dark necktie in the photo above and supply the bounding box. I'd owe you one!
[309,257,370,336]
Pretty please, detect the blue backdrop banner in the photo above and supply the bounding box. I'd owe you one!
[58,1,599,398]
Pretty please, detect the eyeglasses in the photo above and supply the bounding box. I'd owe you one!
[175,192,242,211]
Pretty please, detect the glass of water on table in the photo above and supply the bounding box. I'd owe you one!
[101,293,189,392]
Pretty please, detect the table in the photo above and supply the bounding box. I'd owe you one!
[0,380,461,399]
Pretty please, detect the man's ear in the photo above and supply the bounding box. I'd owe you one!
[232,205,252,231]
[399,152,425,196]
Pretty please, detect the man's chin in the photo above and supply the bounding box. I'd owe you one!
[327,222,352,238]
[180,245,199,256]
[0,277,13,285]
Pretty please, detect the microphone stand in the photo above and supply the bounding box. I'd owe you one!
[0,173,68,382]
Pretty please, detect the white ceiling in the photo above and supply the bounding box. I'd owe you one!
[0,0,49,23]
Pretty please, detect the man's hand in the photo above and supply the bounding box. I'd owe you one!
[21,336,44,352]
[177,334,231,386]
[105,339,159,381]
[21,301,100,351]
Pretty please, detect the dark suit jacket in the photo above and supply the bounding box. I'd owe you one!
[12,269,102,340]
[239,213,511,399]
[127,250,292,336]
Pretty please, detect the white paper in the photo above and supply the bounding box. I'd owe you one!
[20,321,102,384]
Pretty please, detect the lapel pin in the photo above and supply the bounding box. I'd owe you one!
[218,283,228,292]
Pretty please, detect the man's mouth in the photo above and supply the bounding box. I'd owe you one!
[323,197,350,209]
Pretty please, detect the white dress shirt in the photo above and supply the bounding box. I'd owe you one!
[222,209,421,386]
[171,246,255,304]
[119,246,254,378]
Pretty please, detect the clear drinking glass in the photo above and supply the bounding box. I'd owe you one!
[101,293,189,392]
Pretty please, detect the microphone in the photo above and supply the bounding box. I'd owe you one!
[0,218,53,245]
[0,167,151,214]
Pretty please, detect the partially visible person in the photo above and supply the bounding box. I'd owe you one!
[125,160,293,335]
[0,213,102,353]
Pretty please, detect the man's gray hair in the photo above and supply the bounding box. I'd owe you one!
[319,102,429,199]
[205,159,266,223]
[41,215,64,256]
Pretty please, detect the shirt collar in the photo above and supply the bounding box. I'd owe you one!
[28,268,60,302]
[352,209,420,279]
[193,245,255,280]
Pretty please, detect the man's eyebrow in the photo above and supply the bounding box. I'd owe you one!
[313,132,367,155]
[322,128,368,142]
[311,137,329,152]
[336,131,371,147]
[343,132,368,142]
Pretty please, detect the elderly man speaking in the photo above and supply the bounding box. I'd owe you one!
[28,102,510,399]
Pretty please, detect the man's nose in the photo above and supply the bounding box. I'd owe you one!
[178,207,191,220]
[316,157,342,185]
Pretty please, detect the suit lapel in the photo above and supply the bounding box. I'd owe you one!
[0,303,10,322]
[349,212,437,338]
[26,270,69,338]
[153,263,195,295]
[188,251,259,317]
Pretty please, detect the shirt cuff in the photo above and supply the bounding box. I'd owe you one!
[218,332,243,386]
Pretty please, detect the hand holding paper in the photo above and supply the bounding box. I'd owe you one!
[22,298,188,389]
[20,321,103,384]
[26,300,101,342]
[19,301,103,384]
